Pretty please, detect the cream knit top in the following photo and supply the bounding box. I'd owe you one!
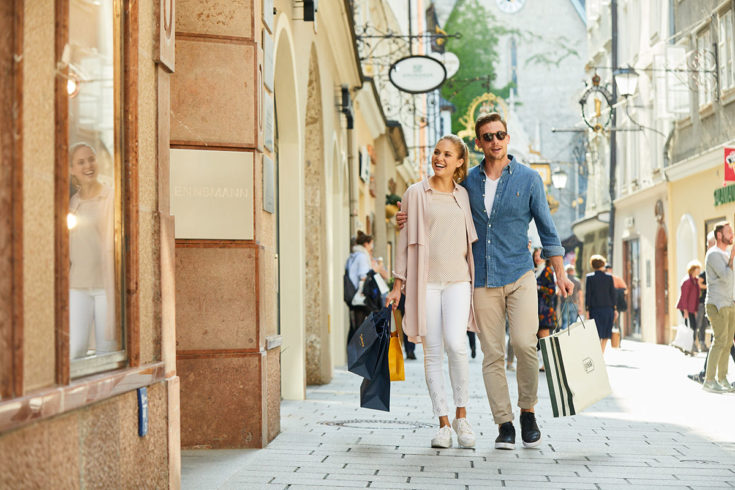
[426,191,471,283]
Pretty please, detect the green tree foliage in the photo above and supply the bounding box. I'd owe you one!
[441,0,511,135]
[440,0,580,137]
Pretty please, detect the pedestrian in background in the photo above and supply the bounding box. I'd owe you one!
[561,264,583,330]
[695,232,716,352]
[585,255,616,353]
[386,134,478,449]
[676,260,701,346]
[534,248,556,372]
[702,221,735,393]
[534,248,557,336]
[605,264,627,330]
[345,231,375,345]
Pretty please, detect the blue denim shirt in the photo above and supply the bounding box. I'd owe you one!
[460,155,565,288]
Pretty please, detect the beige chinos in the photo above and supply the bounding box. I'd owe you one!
[474,270,539,424]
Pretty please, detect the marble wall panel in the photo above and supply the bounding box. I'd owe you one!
[176,0,253,39]
[175,247,258,350]
[171,39,257,148]
[178,355,263,448]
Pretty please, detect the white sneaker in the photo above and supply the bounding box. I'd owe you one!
[717,379,735,392]
[431,425,453,448]
[703,379,727,393]
[452,418,476,448]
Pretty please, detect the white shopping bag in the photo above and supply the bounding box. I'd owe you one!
[539,318,612,417]
[670,319,694,354]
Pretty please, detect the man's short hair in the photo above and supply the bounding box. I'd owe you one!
[565,264,575,273]
[714,221,731,241]
[475,112,508,138]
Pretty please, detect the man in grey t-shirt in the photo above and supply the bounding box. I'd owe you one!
[702,221,735,393]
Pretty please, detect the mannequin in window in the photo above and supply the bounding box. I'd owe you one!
[68,142,117,359]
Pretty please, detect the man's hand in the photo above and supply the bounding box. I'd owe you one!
[549,255,574,297]
[396,201,407,230]
[557,275,575,297]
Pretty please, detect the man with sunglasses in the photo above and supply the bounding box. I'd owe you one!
[396,113,573,450]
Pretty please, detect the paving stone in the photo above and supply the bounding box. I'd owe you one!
[182,342,735,489]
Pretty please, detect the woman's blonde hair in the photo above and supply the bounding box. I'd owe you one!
[590,254,607,270]
[437,134,470,183]
[687,260,702,276]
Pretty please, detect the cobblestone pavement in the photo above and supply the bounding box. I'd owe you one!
[182,339,735,489]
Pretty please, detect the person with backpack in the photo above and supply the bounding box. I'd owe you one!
[344,231,381,345]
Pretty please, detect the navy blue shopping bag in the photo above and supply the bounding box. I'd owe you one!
[347,307,391,380]
[359,335,391,411]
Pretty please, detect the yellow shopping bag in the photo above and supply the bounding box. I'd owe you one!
[389,310,405,381]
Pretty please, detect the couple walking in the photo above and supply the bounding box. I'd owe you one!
[385,113,573,449]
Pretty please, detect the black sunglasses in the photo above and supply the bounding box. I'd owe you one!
[481,131,507,142]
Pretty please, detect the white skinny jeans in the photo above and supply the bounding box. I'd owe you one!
[70,288,114,359]
[423,281,471,417]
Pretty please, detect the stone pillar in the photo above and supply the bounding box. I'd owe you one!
[373,135,391,261]
[171,0,279,449]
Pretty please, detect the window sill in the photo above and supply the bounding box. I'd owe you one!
[71,350,127,379]
[0,362,164,434]
[698,102,715,119]
[675,116,692,129]
[721,87,735,106]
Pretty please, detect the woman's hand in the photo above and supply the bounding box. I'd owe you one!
[385,282,402,310]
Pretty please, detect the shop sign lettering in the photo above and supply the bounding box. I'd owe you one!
[714,184,735,206]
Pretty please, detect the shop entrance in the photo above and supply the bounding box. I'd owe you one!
[623,239,641,337]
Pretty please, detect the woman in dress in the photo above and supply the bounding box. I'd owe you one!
[585,255,616,353]
[534,248,557,371]
[386,135,478,449]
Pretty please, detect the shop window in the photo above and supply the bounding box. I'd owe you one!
[719,9,735,93]
[62,0,126,378]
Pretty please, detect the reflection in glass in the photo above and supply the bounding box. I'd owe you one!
[69,143,116,359]
[67,0,121,361]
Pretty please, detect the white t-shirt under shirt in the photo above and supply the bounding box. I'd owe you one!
[484,175,500,217]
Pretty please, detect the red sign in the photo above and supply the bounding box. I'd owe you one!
[725,147,735,182]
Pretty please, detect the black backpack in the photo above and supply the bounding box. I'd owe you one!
[343,269,358,307]
[343,255,358,306]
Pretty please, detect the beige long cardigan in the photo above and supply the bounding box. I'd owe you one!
[392,178,479,343]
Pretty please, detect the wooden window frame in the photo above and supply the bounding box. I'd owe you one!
[0,0,24,400]
[54,0,139,385]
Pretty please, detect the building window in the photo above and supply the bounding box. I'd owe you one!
[63,0,126,378]
[719,9,735,93]
[695,28,713,107]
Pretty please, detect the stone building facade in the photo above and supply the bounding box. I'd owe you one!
[0,0,413,486]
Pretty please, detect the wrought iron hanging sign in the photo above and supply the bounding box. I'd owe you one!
[579,74,613,132]
[388,55,447,94]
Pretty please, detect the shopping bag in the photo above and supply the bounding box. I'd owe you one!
[539,317,611,417]
[671,319,694,355]
[360,335,391,411]
[347,307,391,380]
[389,309,405,381]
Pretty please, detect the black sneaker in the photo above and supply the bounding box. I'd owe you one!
[687,373,704,384]
[520,412,541,448]
[494,422,515,450]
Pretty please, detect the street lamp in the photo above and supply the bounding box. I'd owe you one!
[551,167,568,190]
[613,66,639,98]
